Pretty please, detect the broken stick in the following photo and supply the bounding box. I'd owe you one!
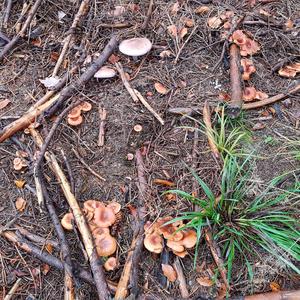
[173,258,189,298]
[227,43,243,118]
[4,278,22,300]
[0,0,43,60]
[98,107,107,147]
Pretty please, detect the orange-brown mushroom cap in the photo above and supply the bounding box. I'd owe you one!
[61,212,74,230]
[181,229,197,249]
[84,200,105,212]
[243,87,257,102]
[94,206,116,227]
[104,257,118,271]
[144,233,164,254]
[92,227,110,237]
[80,101,92,112]
[255,91,268,100]
[13,158,25,170]
[173,249,188,258]
[68,106,82,118]
[95,234,117,257]
[241,58,256,81]
[278,66,297,78]
[231,30,247,46]
[107,202,121,214]
[67,115,83,126]
[166,239,185,253]
[240,38,260,56]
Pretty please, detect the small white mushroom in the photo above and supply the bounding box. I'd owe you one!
[94,66,116,79]
[119,37,152,60]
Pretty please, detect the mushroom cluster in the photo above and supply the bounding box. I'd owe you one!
[67,101,92,126]
[243,87,268,102]
[61,200,121,262]
[278,62,300,78]
[230,30,260,56]
[241,58,256,81]
[144,216,197,258]
[13,150,29,171]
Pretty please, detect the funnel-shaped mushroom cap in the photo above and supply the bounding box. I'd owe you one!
[119,38,152,57]
[241,58,256,81]
[67,115,83,126]
[173,250,188,258]
[61,212,74,230]
[95,234,117,257]
[84,200,105,212]
[243,87,257,102]
[80,101,92,112]
[166,239,185,253]
[181,229,197,249]
[104,257,118,271]
[107,202,121,214]
[94,66,116,79]
[144,233,163,254]
[68,106,82,118]
[92,227,110,238]
[94,206,116,227]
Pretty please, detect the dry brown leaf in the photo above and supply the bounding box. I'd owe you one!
[154,82,169,95]
[196,276,213,287]
[15,197,27,212]
[108,54,120,64]
[159,50,173,58]
[195,6,210,15]
[31,37,42,47]
[128,3,140,12]
[45,243,53,254]
[207,16,222,29]
[162,264,177,282]
[170,2,180,15]
[15,179,26,189]
[0,99,11,110]
[153,179,175,187]
[167,24,178,37]
[270,281,280,292]
[50,52,59,62]
[179,27,188,39]
[259,8,271,17]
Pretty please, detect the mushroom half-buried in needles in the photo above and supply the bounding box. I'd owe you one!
[79,101,92,112]
[61,212,74,230]
[83,200,105,212]
[94,66,117,79]
[119,37,152,60]
[243,87,257,102]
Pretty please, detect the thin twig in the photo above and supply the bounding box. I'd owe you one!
[141,0,154,31]
[4,278,22,300]
[173,258,189,298]
[98,107,107,147]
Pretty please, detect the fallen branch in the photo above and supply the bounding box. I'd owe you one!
[30,129,110,300]
[203,101,220,159]
[0,0,43,61]
[243,82,300,110]
[141,0,154,31]
[98,107,107,147]
[204,228,229,291]
[52,0,90,77]
[2,0,13,29]
[227,43,243,118]
[4,278,22,300]
[115,149,147,299]
[173,258,189,298]
[115,62,165,125]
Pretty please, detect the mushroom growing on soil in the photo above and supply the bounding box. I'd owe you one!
[241,58,256,81]
[95,233,117,257]
[107,202,121,214]
[67,115,83,126]
[144,232,164,254]
[94,66,117,79]
[94,206,116,228]
[243,86,257,102]
[61,212,74,230]
[119,37,152,60]
[13,157,27,170]
[104,257,118,271]
[181,229,197,249]
[68,106,81,118]
[79,101,92,112]
[84,200,105,212]
[240,38,260,56]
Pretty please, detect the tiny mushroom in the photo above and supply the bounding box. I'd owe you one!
[67,115,83,126]
[133,124,143,132]
[119,37,152,59]
[79,101,92,112]
[95,234,117,257]
[94,206,116,227]
[243,87,257,102]
[144,232,164,254]
[104,257,118,271]
[94,66,116,79]
[13,157,27,170]
[241,58,256,81]
[61,212,74,230]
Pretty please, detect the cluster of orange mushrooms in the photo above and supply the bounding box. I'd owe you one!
[144,216,197,257]
[13,150,29,171]
[61,200,121,271]
[67,101,92,126]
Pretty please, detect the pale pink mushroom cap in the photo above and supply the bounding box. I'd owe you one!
[94,66,116,79]
[119,38,152,57]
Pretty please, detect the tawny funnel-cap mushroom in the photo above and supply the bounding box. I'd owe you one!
[68,106,81,118]
[173,250,188,258]
[107,202,121,214]
[240,38,260,56]
[94,66,116,79]
[84,200,105,212]
[144,233,163,254]
[181,229,197,249]
[119,37,152,58]
[158,221,183,241]
[278,66,298,78]
[67,115,83,126]
[166,239,185,253]
[231,30,247,46]
[95,234,117,257]
[255,91,268,100]
[94,206,116,227]
[104,257,118,271]
[80,101,92,112]
[241,58,256,81]
[61,212,74,230]
[243,87,257,102]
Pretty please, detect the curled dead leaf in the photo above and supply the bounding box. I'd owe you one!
[167,24,178,37]
[15,179,26,189]
[184,18,194,28]
[179,27,188,39]
[196,276,213,287]
[162,264,177,282]
[15,197,27,212]
[154,82,169,95]
[170,2,180,15]
[0,99,11,110]
[159,50,173,58]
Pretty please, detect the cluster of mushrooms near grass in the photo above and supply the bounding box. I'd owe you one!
[144,216,197,257]
[61,200,121,271]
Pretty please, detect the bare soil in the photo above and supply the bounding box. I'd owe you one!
[0,0,299,299]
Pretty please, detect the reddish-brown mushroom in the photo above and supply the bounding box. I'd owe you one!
[79,101,92,112]
[92,227,110,237]
[181,229,197,249]
[241,58,256,81]
[255,91,268,100]
[107,202,121,214]
[166,239,185,253]
[278,65,298,78]
[95,234,117,257]
[67,115,83,126]
[94,206,116,227]
[13,157,27,170]
[68,106,81,118]
[84,200,105,212]
[61,213,74,230]
[231,30,247,46]
[240,38,260,56]
[243,87,257,102]
[173,250,188,258]
[144,233,164,254]
[104,257,118,271]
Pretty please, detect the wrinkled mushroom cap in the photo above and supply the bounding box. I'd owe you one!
[61,212,74,230]
[144,233,163,254]
[231,30,247,46]
[104,257,118,271]
[278,66,297,78]
[107,202,121,214]
[243,87,257,102]
[94,66,116,79]
[67,115,83,126]
[95,234,117,257]
[84,200,105,212]
[240,38,260,56]
[119,38,152,57]
[92,227,110,238]
[94,206,116,227]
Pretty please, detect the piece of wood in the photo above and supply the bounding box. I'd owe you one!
[30,129,110,300]
[52,0,90,76]
[98,107,107,147]
[173,258,189,298]
[243,82,300,110]
[141,0,154,30]
[0,0,43,60]
[227,43,243,117]
[4,278,22,300]
[243,290,300,300]
[203,101,220,159]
